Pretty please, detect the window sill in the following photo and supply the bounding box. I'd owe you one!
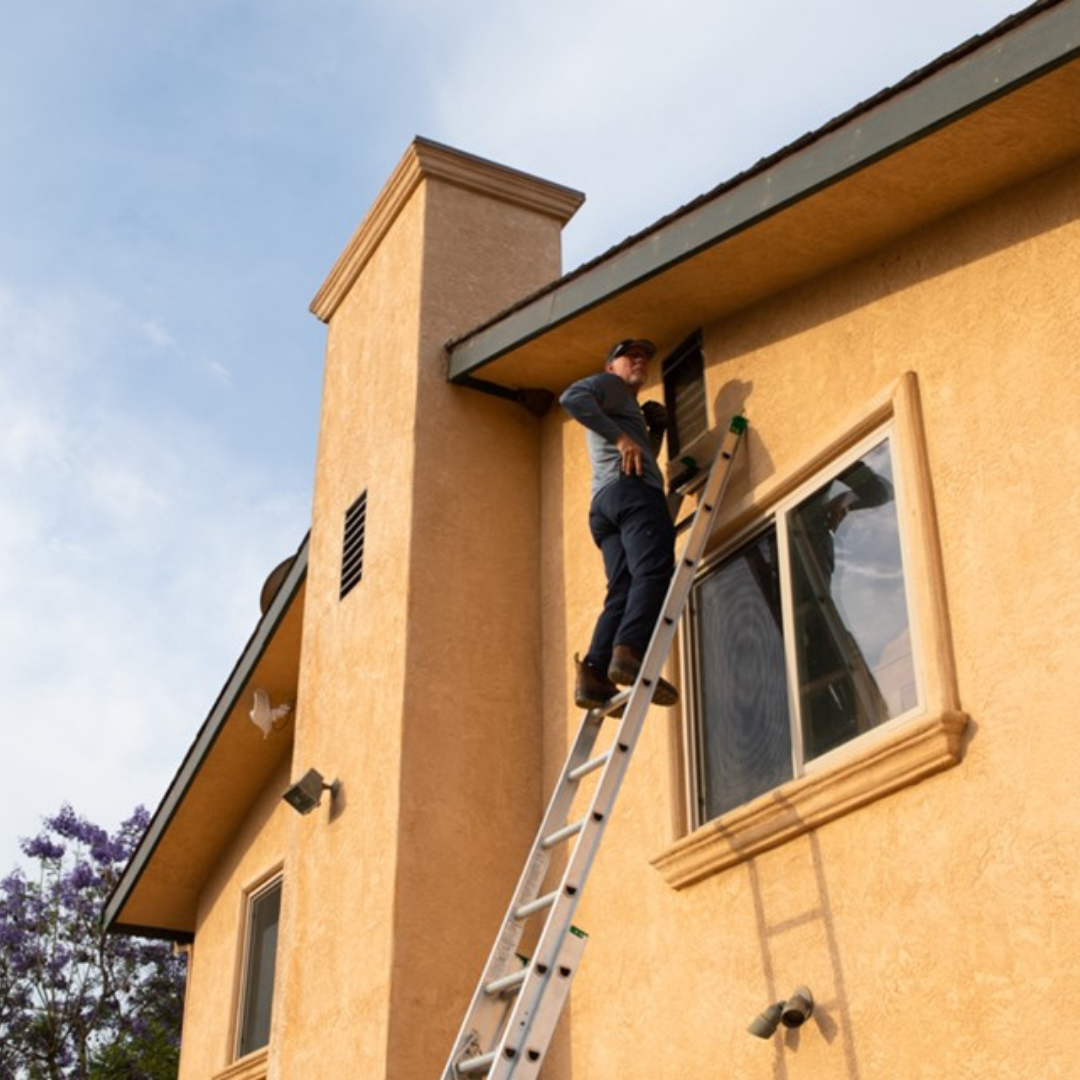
[651,710,969,888]
[213,1049,269,1080]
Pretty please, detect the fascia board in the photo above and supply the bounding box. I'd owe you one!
[447,0,1080,382]
[103,536,309,937]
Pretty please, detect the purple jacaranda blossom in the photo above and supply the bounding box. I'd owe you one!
[69,861,98,892]
[0,805,186,1080]
[20,834,66,861]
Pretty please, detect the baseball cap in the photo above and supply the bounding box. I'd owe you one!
[606,338,657,365]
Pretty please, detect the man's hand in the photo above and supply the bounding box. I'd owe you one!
[616,432,644,476]
[824,491,857,532]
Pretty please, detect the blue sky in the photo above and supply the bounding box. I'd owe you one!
[0,0,1024,869]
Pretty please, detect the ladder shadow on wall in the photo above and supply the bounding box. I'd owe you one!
[743,797,862,1080]
[713,379,774,488]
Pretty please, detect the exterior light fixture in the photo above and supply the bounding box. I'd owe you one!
[780,988,814,1029]
[283,768,340,815]
[748,987,814,1038]
[747,1002,785,1039]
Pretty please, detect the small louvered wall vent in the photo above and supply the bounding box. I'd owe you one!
[340,490,367,600]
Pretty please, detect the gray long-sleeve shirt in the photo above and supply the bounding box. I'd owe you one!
[559,372,665,498]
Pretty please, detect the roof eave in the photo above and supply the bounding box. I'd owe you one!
[103,536,309,937]
[446,0,1080,384]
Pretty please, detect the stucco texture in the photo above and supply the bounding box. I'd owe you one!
[543,154,1080,1080]
[265,160,575,1080]
[178,760,291,1080]
[172,140,1080,1080]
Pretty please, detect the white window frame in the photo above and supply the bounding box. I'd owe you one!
[653,373,969,888]
[685,422,924,823]
[233,871,283,1062]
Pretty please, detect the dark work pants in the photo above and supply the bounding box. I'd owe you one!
[585,477,675,673]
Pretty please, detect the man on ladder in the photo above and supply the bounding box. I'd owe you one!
[559,338,680,711]
[440,371,747,1079]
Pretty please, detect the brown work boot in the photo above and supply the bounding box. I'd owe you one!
[608,644,679,706]
[574,654,619,710]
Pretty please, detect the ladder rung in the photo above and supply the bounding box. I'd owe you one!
[484,968,528,996]
[568,751,610,782]
[438,418,747,1080]
[456,1050,496,1075]
[542,818,585,850]
[514,891,558,919]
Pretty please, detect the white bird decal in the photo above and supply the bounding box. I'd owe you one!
[249,688,293,738]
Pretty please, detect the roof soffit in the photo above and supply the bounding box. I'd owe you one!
[104,541,308,939]
[446,0,1080,393]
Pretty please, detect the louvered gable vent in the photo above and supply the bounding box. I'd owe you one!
[340,490,367,599]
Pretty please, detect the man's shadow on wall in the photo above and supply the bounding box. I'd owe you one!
[715,377,774,485]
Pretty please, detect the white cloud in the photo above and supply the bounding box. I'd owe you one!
[199,355,235,386]
[419,0,1023,267]
[138,318,177,350]
[0,0,1028,875]
[0,283,308,868]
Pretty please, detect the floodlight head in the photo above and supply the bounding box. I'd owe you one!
[748,987,814,1039]
[748,1002,784,1039]
[780,987,814,1029]
[283,768,339,815]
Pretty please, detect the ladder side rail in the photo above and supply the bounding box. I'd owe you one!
[500,928,588,1080]
[486,686,658,1078]
[439,704,620,1080]
[485,418,747,1078]
[446,416,747,1080]
[631,416,747,709]
[486,709,609,966]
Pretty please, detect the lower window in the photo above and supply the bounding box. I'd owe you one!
[688,426,919,825]
[236,875,282,1059]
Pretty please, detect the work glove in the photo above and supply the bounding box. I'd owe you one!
[641,400,667,435]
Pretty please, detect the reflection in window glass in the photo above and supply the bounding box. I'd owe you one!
[238,878,282,1058]
[695,529,792,820]
[788,439,915,761]
[689,428,922,826]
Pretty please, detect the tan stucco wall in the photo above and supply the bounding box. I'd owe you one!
[269,187,428,1080]
[266,152,576,1080]
[385,177,565,1079]
[177,759,291,1080]
[173,143,1080,1080]
[542,154,1080,1079]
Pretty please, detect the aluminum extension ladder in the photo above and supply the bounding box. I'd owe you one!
[440,414,749,1080]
